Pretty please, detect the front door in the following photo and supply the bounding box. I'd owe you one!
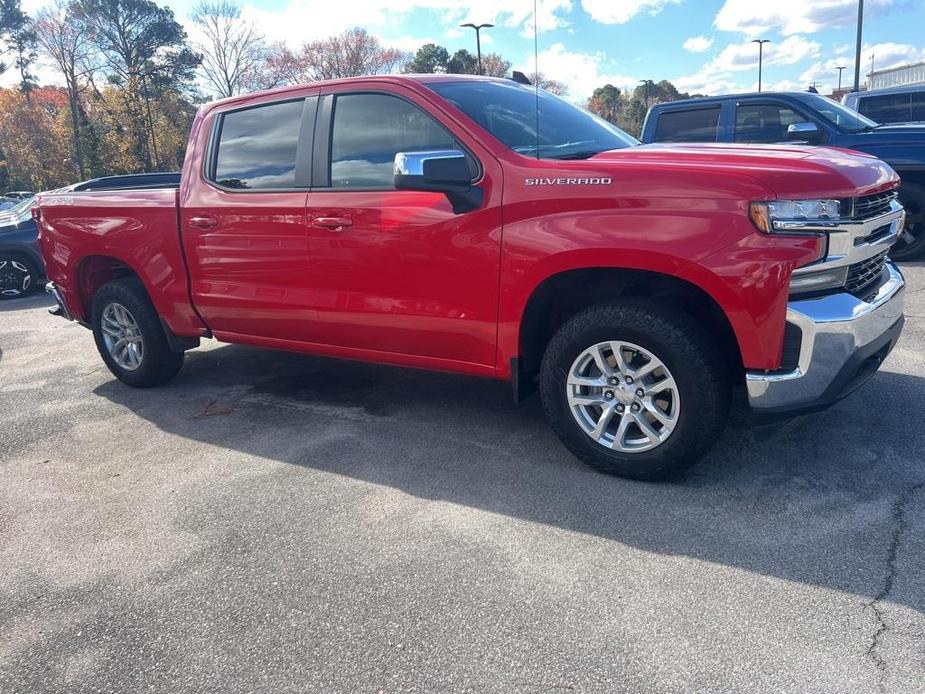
[181,95,316,341]
[304,87,503,369]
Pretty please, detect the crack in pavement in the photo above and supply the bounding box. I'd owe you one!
[865,481,925,692]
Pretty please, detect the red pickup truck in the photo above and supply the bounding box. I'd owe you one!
[38,75,907,480]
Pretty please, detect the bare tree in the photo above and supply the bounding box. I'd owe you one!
[191,0,266,98]
[274,27,407,84]
[34,1,97,177]
[529,72,568,96]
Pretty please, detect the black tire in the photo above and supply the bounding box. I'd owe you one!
[891,183,925,261]
[91,277,184,387]
[539,300,731,481]
[0,253,39,300]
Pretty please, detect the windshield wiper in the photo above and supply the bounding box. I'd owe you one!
[549,150,604,160]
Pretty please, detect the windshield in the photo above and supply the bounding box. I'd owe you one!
[801,93,879,132]
[428,80,638,159]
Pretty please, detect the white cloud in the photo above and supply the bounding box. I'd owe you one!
[683,36,713,53]
[714,0,899,37]
[800,42,925,93]
[518,42,638,102]
[673,35,820,95]
[581,0,682,24]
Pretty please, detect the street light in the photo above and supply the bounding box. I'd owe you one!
[460,22,494,75]
[836,66,846,92]
[751,39,771,92]
[639,79,655,109]
[853,0,864,92]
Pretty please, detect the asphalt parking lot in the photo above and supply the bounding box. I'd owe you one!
[1,264,924,694]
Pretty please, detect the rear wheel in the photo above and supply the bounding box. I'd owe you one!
[0,253,39,299]
[539,301,731,480]
[91,278,183,387]
[891,183,925,261]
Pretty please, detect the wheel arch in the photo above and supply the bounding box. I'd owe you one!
[73,254,147,321]
[513,266,745,401]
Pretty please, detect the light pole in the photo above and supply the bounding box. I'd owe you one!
[639,79,654,109]
[460,22,493,75]
[853,0,864,91]
[869,53,875,88]
[751,39,771,92]
[836,66,846,92]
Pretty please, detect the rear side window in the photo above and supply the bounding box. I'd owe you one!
[330,93,457,189]
[858,94,913,124]
[654,107,720,142]
[734,103,804,143]
[213,99,305,189]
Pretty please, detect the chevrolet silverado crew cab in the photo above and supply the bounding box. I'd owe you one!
[641,91,925,259]
[38,75,906,480]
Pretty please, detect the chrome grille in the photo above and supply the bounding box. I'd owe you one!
[851,190,898,220]
[846,251,888,297]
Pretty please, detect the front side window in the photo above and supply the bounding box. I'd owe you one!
[428,80,637,159]
[654,107,720,143]
[330,93,457,189]
[213,99,305,190]
[734,103,803,143]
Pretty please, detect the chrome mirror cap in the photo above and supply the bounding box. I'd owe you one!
[394,150,467,177]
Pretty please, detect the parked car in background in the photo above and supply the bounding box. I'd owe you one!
[3,190,36,200]
[0,173,181,300]
[0,196,41,299]
[39,75,906,480]
[843,85,925,125]
[640,91,925,259]
[0,198,18,211]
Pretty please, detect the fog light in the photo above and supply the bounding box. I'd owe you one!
[789,266,848,295]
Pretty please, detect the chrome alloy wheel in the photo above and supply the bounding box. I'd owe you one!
[566,340,680,453]
[101,302,144,371]
[0,258,32,297]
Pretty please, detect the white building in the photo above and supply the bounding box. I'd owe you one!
[869,61,925,90]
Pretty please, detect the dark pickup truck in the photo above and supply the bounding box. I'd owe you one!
[641,91,925,259]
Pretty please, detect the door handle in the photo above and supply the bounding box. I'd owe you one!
[313,217,353,232]
[189,215,219,229]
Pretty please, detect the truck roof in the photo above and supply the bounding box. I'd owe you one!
[205,74,511,112]
[647,91,829,110]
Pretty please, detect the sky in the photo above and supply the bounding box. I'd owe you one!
[8,0,925,102]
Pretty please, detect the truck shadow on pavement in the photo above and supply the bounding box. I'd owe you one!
[93,342,925,615]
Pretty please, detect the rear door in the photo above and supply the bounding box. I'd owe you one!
[303,85,504,369]
[181,94,317,341]
[652,104,723,143]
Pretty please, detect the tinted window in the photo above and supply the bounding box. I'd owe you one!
[734,104,803,143]
[654,107,720,142]
[213,99,304,189]
[330,94,457,189]
[429,80,637,159]
[913,93,925,122]
[859,94,913,124]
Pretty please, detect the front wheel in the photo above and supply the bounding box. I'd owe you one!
[539,301,731,480]
[91,278,184,387]
[891,183,925,261]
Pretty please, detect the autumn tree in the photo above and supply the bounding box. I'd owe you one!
[479,53,511,78]
[34,1,97,178]
[587,84,622,124]
[274,27,406,84]
[0,87,77,188]
[191,0,267,98]
[75,0,200,171]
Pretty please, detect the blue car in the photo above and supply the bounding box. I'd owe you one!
[0,196,42,299]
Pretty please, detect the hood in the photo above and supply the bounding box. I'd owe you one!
[592,142,898,199]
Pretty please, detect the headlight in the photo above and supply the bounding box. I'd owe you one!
[749,199,843,233]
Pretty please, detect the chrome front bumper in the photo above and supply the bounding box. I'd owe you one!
[746,262,905,416]
[46,281,74,321]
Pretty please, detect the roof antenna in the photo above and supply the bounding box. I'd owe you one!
[533,0,540,159]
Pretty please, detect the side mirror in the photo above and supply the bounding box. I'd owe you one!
[394,149,482,213]
[394,150,472,191]
[787,122,823,144]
